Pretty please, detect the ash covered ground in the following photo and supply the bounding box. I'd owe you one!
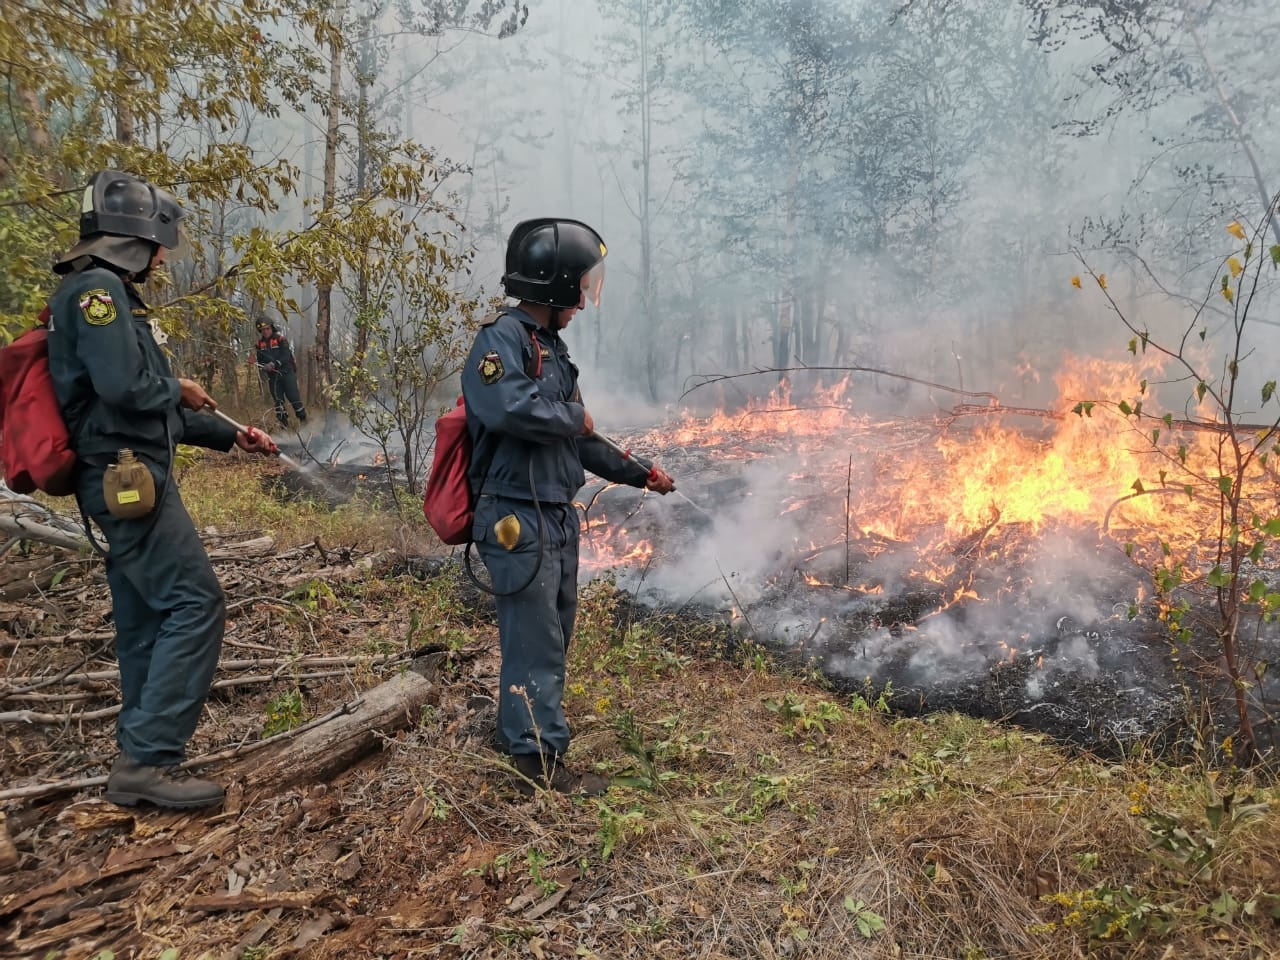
[579,415,1280,758]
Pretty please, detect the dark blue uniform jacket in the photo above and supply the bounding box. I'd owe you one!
[46,267,237,463]
[460,308,649,503]
[255,332,297,373]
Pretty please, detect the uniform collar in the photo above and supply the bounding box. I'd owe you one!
[506,306,559,343]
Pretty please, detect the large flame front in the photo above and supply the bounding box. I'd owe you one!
[581,356,1277,587]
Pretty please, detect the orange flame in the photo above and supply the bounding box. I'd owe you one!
[582,357,1280,583]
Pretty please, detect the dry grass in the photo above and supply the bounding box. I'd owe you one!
[8,457,1279,959]
[505,590,1280,960]
[174,454,422,553]
[197,456,1280,960]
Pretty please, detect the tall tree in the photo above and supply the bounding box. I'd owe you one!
[0,0,324,334]
[671,0,1042,386]
[305,0,528,414]
[597,0,680,400]
[679,0,863,371]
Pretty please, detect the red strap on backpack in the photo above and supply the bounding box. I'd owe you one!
[0,306,77,496]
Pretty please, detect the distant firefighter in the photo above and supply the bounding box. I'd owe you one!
[254,319,308,428]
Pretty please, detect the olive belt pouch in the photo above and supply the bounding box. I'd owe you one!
[103,449,156,519]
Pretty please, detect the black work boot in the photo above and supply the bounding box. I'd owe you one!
[105,755,225,810]
[511,754,609,797]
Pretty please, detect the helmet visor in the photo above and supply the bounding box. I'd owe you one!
[582,261,606,308]
[171,221,192,260]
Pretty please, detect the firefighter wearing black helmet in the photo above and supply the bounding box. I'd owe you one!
[461,218,675,796]
[254,318,308,428]
[45,170,278,810]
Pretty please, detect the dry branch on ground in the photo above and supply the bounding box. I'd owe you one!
[2,490,1278,960]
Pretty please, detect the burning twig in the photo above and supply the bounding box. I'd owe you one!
[950,507,1002,560]
[716,559,758,643]
[683,367,1280,438]
[805,617,826,647]
[946,402,1062,421]
[1101,486,1197,540]
[324,436,348,466]
[845,454,853,586]
[579,481,655,542]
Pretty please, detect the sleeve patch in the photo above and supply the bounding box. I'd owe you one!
[478,352,505,385]
[80,289,117,326]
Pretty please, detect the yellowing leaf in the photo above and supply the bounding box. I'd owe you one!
[1228,256,1243,278]
[1071,275,1081,288]
[1227,221,1246,240]
[1097,274,1107,289]
[1222,286,1235,304]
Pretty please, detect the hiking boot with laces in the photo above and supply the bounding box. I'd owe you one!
[511,753,609,797]
[105,755,225,809]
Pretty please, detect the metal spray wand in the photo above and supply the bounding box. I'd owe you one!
[589,430,711,518]
[208,407,306,472]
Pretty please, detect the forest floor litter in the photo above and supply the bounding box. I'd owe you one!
[2,461,1279,960]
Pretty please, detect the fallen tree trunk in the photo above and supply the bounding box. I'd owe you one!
[0,656,446,804]
[219,655,444,798]
[207,536,277,561]
[0,498,86,554]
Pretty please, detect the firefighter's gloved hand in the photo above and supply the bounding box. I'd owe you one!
[265,362,280,374]
[644,465,676,495]
[235,426,278,456]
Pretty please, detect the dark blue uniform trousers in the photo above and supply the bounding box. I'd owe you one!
[474,495,579,760]
[266,370,306,425]
[77,462,225,767]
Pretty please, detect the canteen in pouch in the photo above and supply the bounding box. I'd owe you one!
[103,449,156,519]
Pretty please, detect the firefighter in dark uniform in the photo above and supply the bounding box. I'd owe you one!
[254,318,307,428]
[461,218,676,795]
[46,170,278,809]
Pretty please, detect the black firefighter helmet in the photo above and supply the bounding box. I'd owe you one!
[501,218,607,309]
[80,170,186,248]
[55,170,187,275]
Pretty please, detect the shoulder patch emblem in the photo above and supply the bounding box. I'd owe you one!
[478,352,505,385]
[80,289,116,326]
